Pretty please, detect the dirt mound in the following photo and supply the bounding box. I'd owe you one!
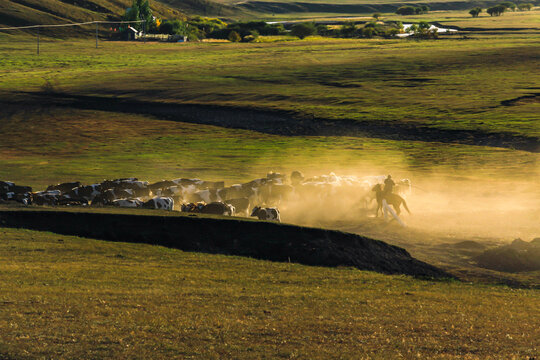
[475,238,540,273]
[0,208,450,278]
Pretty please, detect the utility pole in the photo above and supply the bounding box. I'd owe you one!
[37,26,40,55]
[143,20,146,43]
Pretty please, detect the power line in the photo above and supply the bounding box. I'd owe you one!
[0,20,146,31]
[0,20,148,54]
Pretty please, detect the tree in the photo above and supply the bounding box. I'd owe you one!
[487,4,507,15]
[420,5,430,12]
[228,30,241,42]
[518,3,533,10]
[372,13,382,20]
[123,0,154,31]
[396,6,417,15]
[499,1,517,10]
[469,7,482,17]
[290,23,316,39]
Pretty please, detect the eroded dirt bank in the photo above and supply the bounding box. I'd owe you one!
[0,208,451,278]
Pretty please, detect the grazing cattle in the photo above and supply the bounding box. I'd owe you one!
[46,181,81,193]
[251,206,281,222]
[372,184,410,217]
[142,197,174,211]
[112,199,143,208]
[225,198,250,216]
[199,202,235,216]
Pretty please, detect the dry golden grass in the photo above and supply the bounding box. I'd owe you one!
[0,227,539,359]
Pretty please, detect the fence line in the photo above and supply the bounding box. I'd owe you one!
[0,20,148,54]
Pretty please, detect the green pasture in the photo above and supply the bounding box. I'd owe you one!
[1,33,538,139]
[1,107,538,189]
[0,227,538,359]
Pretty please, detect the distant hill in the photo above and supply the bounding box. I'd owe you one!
[0,0,238,33]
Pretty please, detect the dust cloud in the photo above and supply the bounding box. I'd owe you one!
[252,167,540,245]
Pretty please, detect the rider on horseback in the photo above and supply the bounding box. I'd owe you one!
[383,175,395,195]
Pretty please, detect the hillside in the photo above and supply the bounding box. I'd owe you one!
[0,0,186,31]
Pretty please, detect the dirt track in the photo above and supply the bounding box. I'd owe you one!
[8,92,539,152]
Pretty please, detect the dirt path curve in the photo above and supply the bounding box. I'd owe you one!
[11,92,540,152]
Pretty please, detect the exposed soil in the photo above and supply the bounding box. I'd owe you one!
[9,92,540,152]
[0,207,451,278]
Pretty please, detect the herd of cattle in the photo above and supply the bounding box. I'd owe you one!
[0,172,411,222]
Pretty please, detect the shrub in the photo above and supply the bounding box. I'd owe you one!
[396,6,417,15]
[228,30,241,42]
[290,23,316,39]
[518,3,533,10]
[373,13,382,20]
[159,19,188,35]
[340,22,357,37]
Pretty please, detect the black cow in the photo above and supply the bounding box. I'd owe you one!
[46,181,81,193]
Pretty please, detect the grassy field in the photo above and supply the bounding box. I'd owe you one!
[1,33,538,141]
[0,227,539,359]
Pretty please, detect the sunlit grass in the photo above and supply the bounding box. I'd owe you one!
[0,227,538,359]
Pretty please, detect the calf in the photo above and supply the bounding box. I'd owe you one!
[142,197,174,211]
[251,206,281,222]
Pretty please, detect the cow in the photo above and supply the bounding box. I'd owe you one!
[142,197,174,211]
[251,206,281,222]
[92,188,136,206]
[259,183,293,206]
[199,202,235,216]
[290,171,304,186]
[32,190,61,206]
[101,178,138,190]
[188,188,227,204]
[148,180,177,192]
[225,198,250,216]
[112,199,143,208]
[46,181,81,193]
[0,191,31,205]
[0,182,32,196]
[65,184,102,202]
[267,172,286,184]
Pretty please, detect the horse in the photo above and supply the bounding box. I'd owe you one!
[372,184,411,217]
